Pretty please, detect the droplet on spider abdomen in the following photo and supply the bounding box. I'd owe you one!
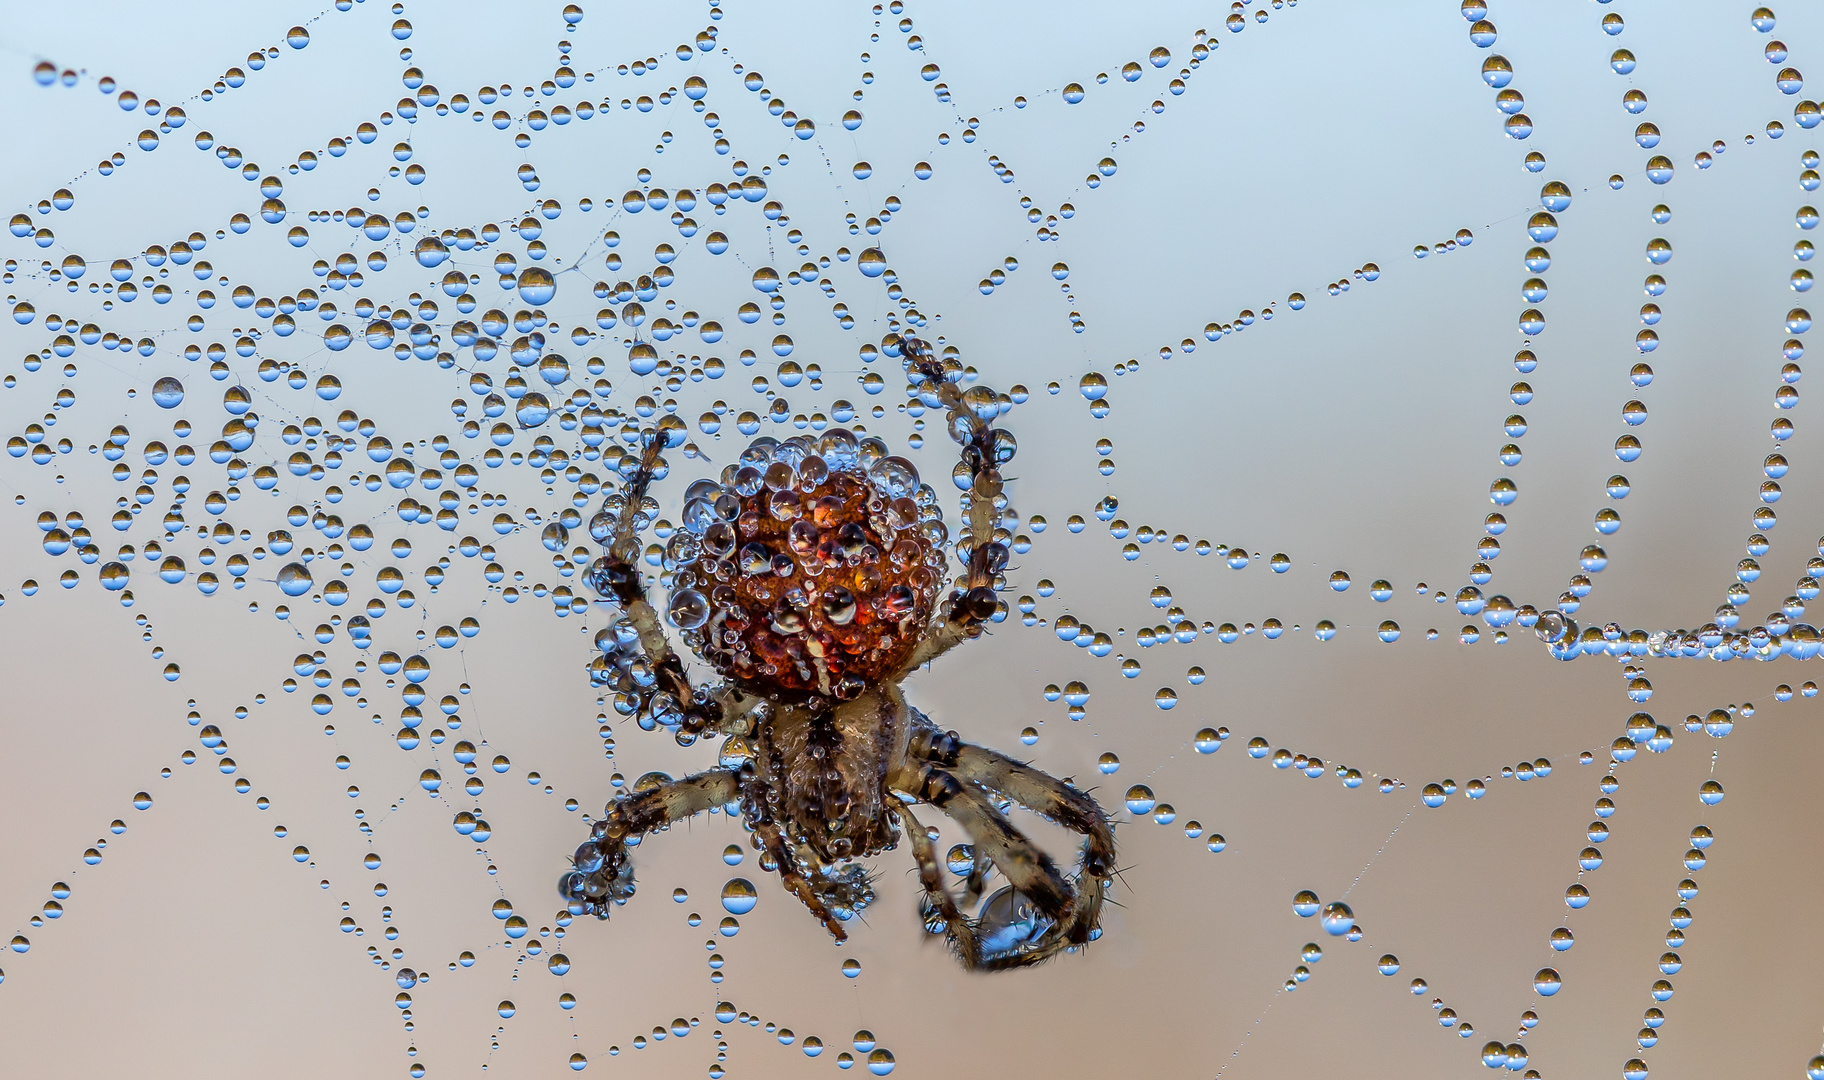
[975,886,1053,962]
[668,588,709,629]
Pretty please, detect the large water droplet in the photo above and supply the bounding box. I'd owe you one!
[151,376,184,408]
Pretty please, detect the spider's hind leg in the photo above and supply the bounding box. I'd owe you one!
[561,767,741,918]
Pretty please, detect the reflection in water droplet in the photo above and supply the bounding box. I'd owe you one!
[721,878,758,915]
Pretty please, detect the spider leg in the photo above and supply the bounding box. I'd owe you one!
[891,797,982,969]
[906,724,1115,970]
[590,426,736,740]
[945,740,1112,947]
[961,850,995,904]
[911,764,1102,970]
[791,837,880,931]
[900,612,973,673]
[748,809,849,943]
[560,767,742,918]
[941,739,1115,879]
[896,335,1014,674]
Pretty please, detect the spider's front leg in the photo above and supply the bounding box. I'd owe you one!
[904,724,1116,970]
[561,767,741,917]
[737,770,852,943]
[942,738,1114,949]
[898,335,1017,673]
[892,797,983,969]
[752,820,851,942]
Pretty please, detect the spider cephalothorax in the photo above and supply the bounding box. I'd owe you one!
[564,335,1114,970]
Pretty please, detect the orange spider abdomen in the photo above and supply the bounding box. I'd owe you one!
[667,431,949,704]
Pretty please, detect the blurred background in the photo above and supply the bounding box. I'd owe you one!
[2,1,1822,1076]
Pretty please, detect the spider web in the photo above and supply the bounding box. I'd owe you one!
[1,1,1822,1078]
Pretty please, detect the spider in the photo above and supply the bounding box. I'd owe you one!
[558,334,1115,970]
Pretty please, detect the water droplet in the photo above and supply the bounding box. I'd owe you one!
[721,878,758,915]
[277,563,312,597]
[151,377,184,408]
[517,267,556,304]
